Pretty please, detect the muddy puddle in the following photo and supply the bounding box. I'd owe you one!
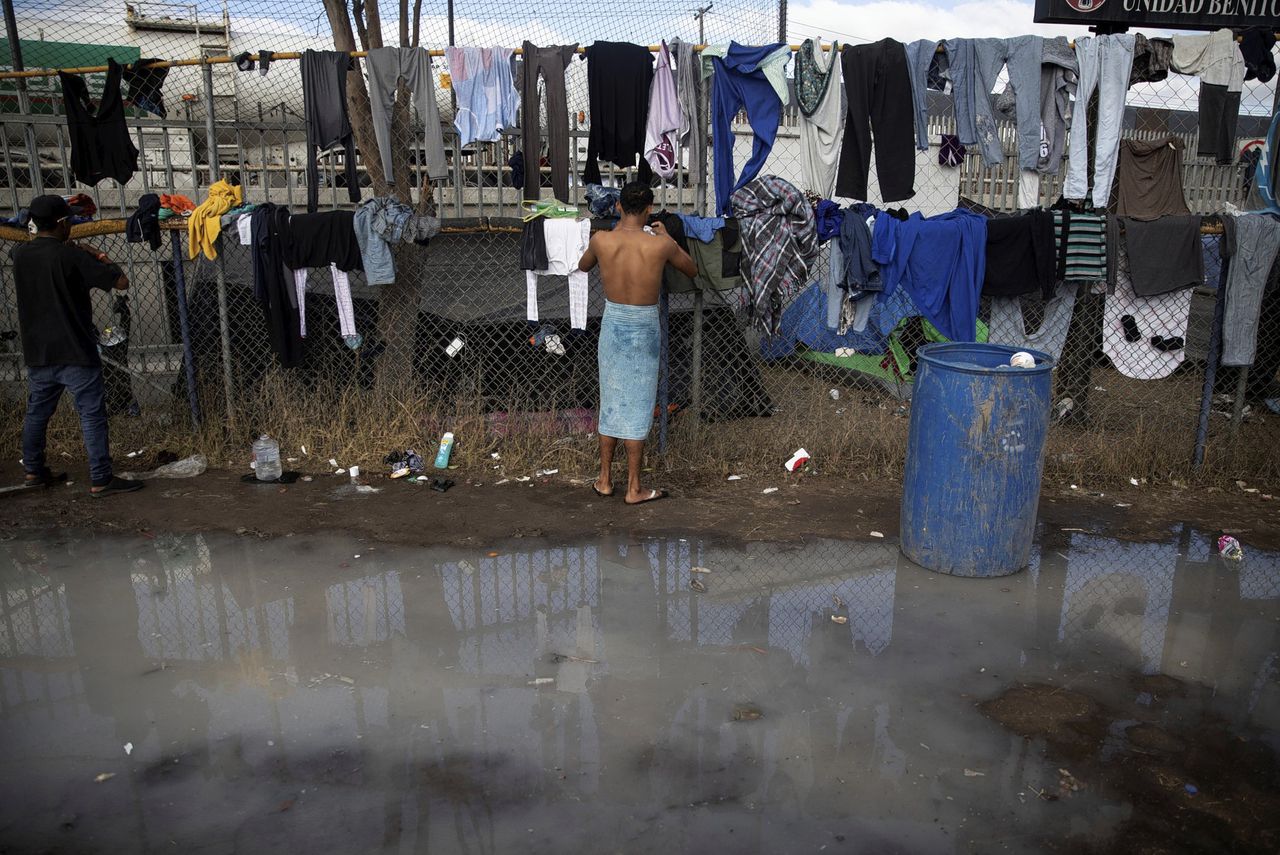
[0,526,1277,853]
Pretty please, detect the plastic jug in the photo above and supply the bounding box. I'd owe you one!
[253,434,282,481]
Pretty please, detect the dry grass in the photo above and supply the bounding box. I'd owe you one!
[2,364,1277,489]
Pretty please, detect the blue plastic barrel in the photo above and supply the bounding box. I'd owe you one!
[900,342,1054,577]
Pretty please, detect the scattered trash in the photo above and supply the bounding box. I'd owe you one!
[1218,535,1244,562]
[385,449,425,478]
[515,476,531,483]
[690,566,712,574]
[1129,478,1140,486]
[963,769,986,777]
[528,677,555,686]
[334,468,347,476]
[430,478,455,493]
[762,487,779,495]
[689,578,707,593]
[328,458,338,467]
[828,388,840,400]
[550,653,598,664]
[495,478,510,485]
[124,743,133,756]
[869,531,884,538]
[354,484,380,494]
[126,448,145,458]
[301,476,313,483]
[433,432,456,468]
[348,465,361,482]
[94,772,116,783]
[445,336,466,358]
[1009,351,1035,368]
[1115,502,1131,508]
[832,594,844,609]
[1057,768,1083,795]
[534,468,559,477]
[784,448,810,472]
[727,474,743,481]
[490,452,501,460]
[1184,783,1198,796]
[301,445,308,456]
[121,454,207,480]
[830,615,848,625]
[732,705,763,721]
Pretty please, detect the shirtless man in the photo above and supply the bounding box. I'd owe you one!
[577,182,697,505]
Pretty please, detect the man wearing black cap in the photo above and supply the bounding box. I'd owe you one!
[13,195,143,496]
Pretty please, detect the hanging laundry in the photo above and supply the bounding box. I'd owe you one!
[294,265,361,349]
[871,208,987,342]
[352,197,441,286]
[160,194,195,216]
[1120,215,1203,297]
[795,38,843,198]
[956,37,1043,170]
[661,218,742,293]
[1037,37,1077,175]
[234,51,255,72]
[58,59,138,186]
[300,50,360,213]
[939,134,965,167]
[835,38,915,204]
[250,203,303,368]
[125,193,162,251]
[732,175,817,335]
[1052,209,1107,287]
[814,199,844,242]
[283,210,364,272]
[122,58,168,118]
[669,39,706,186]
[904,39,944,152]
[520,42,578,202]
[644,42,681,180]
[1221,213,1280,368]
[1129,34,1173,86]
[1115,137,1190,220]
[982,210,1054,299]
[584,184,621,218]
[526,218,591,330]
[187,179,242,261]
[445,46,518,147]
[988,283,1078,361]
[1064,34,1136,209]
[367,47,448,185]
[701,42,791,101]
[520,217,548,272]
[674,214,724,244]
[1103,229,1192,380]
[258,51,274,76]
[1239,28,1277,83]
[837,208,881,296]
[708,42,789,216]
[1171,29,1246,165]
[584,41,654,185]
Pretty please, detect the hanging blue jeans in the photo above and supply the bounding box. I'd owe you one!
[710,42,785,216]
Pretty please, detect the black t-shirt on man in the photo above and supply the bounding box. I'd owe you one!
[13,237,121,367]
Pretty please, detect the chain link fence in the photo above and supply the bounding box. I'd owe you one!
[1,1,1278,485]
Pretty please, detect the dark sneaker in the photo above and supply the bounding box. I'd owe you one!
[90,477,145,498]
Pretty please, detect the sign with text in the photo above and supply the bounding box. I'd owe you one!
[1033,0,1280,31]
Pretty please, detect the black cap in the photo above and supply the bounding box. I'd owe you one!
[28,195,72,223]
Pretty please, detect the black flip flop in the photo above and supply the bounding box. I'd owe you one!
[90,477,145,498]
[625,489,669,506]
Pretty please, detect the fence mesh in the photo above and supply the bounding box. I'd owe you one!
[1,2,1279,484]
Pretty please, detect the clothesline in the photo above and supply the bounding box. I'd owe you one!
[4,32,1274,81]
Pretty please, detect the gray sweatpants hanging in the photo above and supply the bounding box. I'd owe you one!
[367,47,448,185]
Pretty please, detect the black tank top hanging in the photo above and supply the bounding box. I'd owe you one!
[58,58,139,187]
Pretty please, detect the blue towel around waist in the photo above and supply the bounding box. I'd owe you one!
[597,299,660,440]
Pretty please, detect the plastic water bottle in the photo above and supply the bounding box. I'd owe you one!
[253,434,282,482]
[433,432,455,469]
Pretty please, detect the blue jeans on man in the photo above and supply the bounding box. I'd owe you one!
[22,364,113,485]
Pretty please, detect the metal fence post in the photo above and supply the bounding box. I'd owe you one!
[203,61,236,430]
[1193,250,1227,469]
[170,231,203,426]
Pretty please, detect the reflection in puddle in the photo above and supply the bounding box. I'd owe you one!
[0,528,1278,853]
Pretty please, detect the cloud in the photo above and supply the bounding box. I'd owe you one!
[785,0,1081,43]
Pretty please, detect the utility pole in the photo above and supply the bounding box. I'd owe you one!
[692,3,712,44]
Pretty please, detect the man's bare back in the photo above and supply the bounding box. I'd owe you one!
[579,222,697,305]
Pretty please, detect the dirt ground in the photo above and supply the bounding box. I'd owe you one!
[2,459,1276,551]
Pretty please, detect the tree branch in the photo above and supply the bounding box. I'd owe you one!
[398,0,408,47]
[364,0,384,50]
[411,0,422,47]
[351,0,369,52]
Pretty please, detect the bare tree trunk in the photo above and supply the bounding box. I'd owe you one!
[326,0,426,388]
